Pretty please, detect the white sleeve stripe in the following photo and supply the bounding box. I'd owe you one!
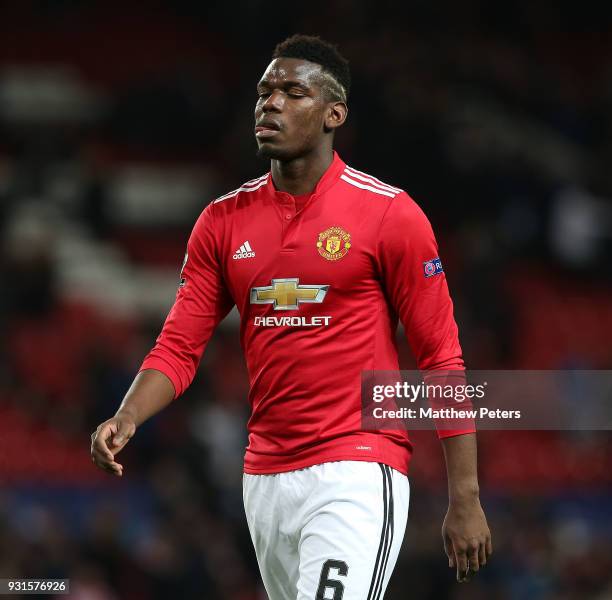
[214,177,269,203]
[345,166,401,193]
[344,168,398,194]
[340,174,396,198]
[244,173,269,187]
[215,174,268,202]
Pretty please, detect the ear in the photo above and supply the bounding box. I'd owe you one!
[324,101,348,132]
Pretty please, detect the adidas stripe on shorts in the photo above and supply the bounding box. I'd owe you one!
[243,460,410,600]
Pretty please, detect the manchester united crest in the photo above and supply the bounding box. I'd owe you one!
[316,226,351,261]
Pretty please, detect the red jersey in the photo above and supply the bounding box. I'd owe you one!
[139,152,473,475]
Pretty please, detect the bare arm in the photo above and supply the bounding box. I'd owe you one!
[90,369,175,477]
[441,433,492,582]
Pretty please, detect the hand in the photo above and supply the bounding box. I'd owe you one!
[90,414,136,477]
[442,496,492,583]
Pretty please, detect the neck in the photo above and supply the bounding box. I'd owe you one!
[270,146,334,196]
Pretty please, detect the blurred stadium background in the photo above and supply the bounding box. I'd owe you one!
[1,1,611,598]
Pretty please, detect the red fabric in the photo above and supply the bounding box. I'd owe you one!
[140,152,472,475]
[291,192,313,213]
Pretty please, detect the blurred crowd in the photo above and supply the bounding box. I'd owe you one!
[0,1,611,599]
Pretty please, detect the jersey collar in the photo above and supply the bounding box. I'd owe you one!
[265,151,346,198]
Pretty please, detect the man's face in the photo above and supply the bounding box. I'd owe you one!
[254,58,333,160]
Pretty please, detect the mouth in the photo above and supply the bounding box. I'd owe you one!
[255,121,281,139]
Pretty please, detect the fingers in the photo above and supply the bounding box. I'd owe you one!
[91,423,114,460]
[454,545,470,583]
[91,422,125,476]
[443,535,455,568]
[92,453,123,477]
[479,541,487,567]
[486,535,493,558]
[467,542,480,573]
[451,538,489,582]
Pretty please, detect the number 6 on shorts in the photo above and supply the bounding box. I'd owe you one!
[316,559,348,600]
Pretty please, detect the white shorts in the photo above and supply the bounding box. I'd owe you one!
[243,460,410,600]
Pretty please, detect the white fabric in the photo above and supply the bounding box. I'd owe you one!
[243,460,410,600]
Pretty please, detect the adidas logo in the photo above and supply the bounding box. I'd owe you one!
[233,241,256,260]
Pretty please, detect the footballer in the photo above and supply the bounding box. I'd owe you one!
[91,34,492,599]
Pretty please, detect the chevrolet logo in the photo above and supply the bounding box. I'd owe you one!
[250,278,329,310]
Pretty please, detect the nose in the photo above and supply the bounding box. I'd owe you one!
[262,89,284,113]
